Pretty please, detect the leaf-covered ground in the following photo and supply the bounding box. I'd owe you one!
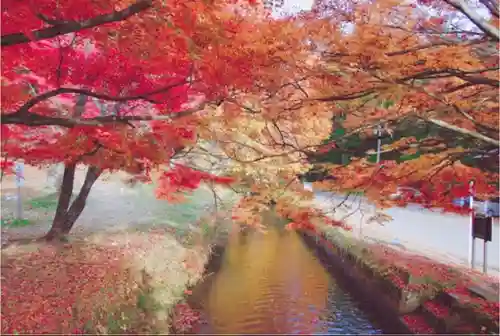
[1,229,215,334]
[1,166,236,334]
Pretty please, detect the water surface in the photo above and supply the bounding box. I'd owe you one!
[190,227,383,334]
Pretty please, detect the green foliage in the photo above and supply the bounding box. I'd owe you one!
[380,100,395,109]
[1,218,33,228]
[398,151,422,162]
[309,114,496,180]
[28,193,59,210]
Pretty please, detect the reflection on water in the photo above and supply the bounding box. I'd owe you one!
[191,227,383,334]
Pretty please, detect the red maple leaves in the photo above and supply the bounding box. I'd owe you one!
[156,164,234,200]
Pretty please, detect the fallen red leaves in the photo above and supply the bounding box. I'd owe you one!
[172,302,201,333]
[423,300,450,319]
[401,313,435,334]
[1,242,136,334]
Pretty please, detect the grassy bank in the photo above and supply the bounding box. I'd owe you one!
[1,186,237,334]
[312,225,499,334]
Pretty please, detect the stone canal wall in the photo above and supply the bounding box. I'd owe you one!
[299,229,500,335]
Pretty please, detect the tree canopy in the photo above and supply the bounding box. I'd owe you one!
[1,0,498,237]
[304,0,499,210]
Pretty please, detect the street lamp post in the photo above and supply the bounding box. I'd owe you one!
[359,125,383,239]
[375,125,382,165]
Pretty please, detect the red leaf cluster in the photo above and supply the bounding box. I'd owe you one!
[156,164,234,200]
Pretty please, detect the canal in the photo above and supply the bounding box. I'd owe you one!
[187,226,385,334]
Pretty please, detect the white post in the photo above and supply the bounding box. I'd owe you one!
[358,215,363,239]
[14,161,24,220]
[468,180,475,269]
[483,241,488,274]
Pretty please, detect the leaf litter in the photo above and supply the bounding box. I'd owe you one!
[1,229,211,334]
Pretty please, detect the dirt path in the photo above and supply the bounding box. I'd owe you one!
[1,166,219,244]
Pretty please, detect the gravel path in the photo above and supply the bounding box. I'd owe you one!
[1,166,218,244]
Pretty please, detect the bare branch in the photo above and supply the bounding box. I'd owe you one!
[426,117,499,146]
[478,0,499,18]
[444,0,500,40]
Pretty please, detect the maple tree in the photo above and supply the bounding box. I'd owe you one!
[1,0,498,241]
[299,0,499,211]
[1,0,341,239]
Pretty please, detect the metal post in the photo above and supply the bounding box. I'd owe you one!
[376,126,382,165]
[363,126,383,240]
[468,180,475,269]
[483,241,488,274]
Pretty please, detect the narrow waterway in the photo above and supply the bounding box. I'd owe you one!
[188,226,384,334]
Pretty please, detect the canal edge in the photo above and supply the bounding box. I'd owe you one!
[298,228,500,335]
[169,240,229,334]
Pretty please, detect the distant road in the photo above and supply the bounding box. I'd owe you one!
[305,184,500,275]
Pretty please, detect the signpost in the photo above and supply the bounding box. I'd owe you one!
[472,215,492,274]
[468,180,492,274]
[14,161,24,220]
[468,180,475,268]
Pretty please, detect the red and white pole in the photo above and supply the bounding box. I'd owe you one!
[468,180,475,269]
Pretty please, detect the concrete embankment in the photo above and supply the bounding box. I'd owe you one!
[299,227,500,335]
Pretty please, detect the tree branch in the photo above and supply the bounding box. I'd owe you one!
[1,0,152,47]
[444,0,500,41]
[478,0,499,18]
[399,67,500,87]
[1,103,206,127]
[425,117,499,146]
[316,89,377,102]
[385,39,486,56]
[6,79,190,119]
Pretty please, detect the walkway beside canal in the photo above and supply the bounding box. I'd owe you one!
[310,189,500,276]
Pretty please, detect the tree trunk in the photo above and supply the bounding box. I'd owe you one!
[46,165,101,241]
[52,164,76,226]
